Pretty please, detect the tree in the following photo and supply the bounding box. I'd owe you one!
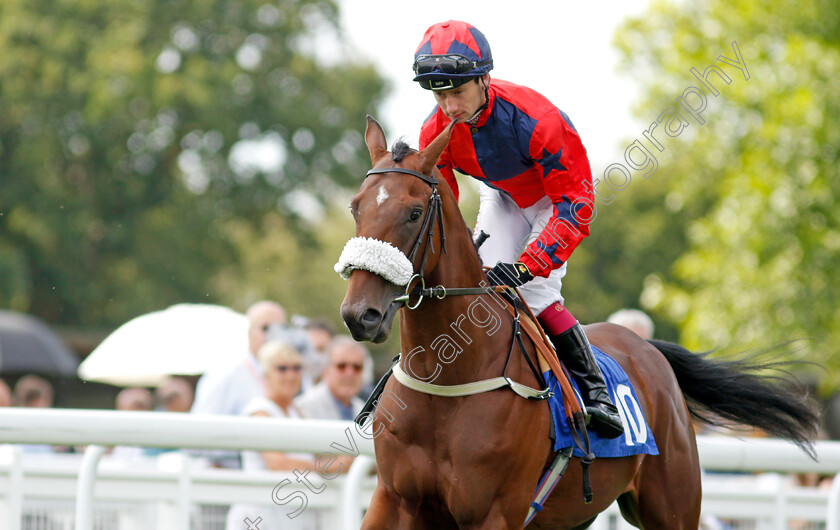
[614,0,840,389]
[0,0,386,327]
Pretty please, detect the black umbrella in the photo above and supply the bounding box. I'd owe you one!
[0,310,79,376]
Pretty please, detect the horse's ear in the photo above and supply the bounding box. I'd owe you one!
[364,115,389,165]
[418,119,456,176]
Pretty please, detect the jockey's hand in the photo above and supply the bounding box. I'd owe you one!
[487,261,534,288]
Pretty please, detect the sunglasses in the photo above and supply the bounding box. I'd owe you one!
[274,364,302,373]
[334,362,364,373]
[413,54,489,76]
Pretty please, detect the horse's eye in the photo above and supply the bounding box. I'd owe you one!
[408,209,423,222]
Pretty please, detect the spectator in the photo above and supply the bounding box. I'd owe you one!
[156,377,194,412]
[13,375,57,453]
[11,377,62,527]
[0,379,12,407]
[294,336,368,421]
[13,374,54,408]
[191,300,286,416]
[116,387,154,411]
[607,308,655,340]
[265,318,320,393]
[241,341,313,469]
[301,317,336,386]
[192,300,287,417]
[226,340,343,530]
[112,387,156,460]
[190,300,287,468]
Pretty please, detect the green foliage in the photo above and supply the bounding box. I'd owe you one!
[207,199,404,365]
[0,0,386,327]
[614,0,840,390]
[560,176,687,342]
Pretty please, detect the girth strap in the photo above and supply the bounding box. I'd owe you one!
[524,447,574,527]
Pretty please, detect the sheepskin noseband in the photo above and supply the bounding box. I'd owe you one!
[334,236,414,286]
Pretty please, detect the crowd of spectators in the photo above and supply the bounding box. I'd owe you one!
[0,299,373,465]
[1,304,830,529]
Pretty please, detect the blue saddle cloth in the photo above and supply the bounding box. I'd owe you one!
[544,346,659,457]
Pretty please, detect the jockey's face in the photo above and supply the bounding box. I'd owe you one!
[432,75,488,123]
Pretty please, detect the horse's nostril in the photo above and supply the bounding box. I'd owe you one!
[361,308,382,327]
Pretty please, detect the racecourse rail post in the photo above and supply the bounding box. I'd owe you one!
[342,454,377,530]
[75,444,107,530]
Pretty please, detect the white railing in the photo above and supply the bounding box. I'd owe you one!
[0,408,375,530]
[0,408,375,455]
[0,447,378,530]
[0,408,839,529]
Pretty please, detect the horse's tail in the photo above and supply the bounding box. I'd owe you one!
[648,339,820,459]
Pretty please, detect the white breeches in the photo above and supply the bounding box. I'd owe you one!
[473,183,567,314]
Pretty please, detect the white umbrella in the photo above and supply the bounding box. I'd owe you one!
[79,303,249,386]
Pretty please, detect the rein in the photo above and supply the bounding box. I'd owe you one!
[365,167,512,309]
[394,277,514,309]
[363,165,552,400]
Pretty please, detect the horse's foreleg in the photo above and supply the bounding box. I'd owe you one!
[360,485,401,530]
[456,502,527,530]
[363,486,462,530]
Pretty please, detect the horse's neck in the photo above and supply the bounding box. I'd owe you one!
[427,186,485,288]
[399,202,509,384]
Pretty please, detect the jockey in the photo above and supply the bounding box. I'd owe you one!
[414,20,623,438]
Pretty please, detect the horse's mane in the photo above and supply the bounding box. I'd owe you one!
[391,139,415,163]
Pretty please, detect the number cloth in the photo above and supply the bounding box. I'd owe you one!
[545,345,659,456]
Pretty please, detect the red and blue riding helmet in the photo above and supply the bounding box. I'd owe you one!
[413,20,494,91]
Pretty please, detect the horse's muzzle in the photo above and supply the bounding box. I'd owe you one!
[340,299,400,343]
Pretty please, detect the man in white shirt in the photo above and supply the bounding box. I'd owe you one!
[607,308,655,340]
[190,300,287,466]
[294,336,368,421]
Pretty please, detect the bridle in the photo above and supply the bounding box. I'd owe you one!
[364,166,501,309]
[365,166,445,310]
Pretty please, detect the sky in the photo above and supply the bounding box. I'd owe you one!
[337,0,652,173]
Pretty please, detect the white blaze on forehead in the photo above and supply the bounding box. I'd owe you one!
[376,184,389,206]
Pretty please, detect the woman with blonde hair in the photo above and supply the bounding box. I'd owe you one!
[227,341,346,529]
[242,340,313,471]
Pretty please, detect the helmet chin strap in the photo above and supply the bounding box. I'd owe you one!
[466,77,490,125]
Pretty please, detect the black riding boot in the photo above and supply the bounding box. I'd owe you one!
[550,323,624,439]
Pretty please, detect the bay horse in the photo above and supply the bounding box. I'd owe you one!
[338,116,819,529]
